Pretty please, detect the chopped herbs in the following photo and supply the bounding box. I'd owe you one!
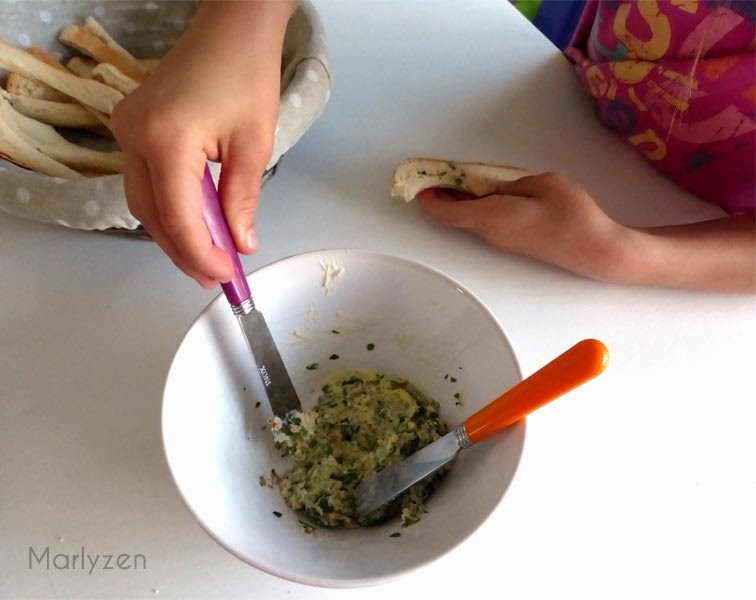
[265,373,449,528]
[255,401,261,408]
[273,511,283,518]
[329,354,340,360]
[454,177,463,186]
[366,343,375,351]
[331,329,340,334]
[306,363,319,370]
[450,377,457,383]
[298,520,317,534]
[444,374,449,380]
[454,393,460,399]
[389,532,401,538]
[417,170,428,176]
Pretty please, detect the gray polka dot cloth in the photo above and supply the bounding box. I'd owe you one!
[0,0,331,231]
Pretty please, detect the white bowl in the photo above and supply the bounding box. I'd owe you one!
[162,249,524,587]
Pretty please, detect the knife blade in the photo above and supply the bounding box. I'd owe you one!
[354,339,609,517]
[353,425,469,517]
[200,164,301,418]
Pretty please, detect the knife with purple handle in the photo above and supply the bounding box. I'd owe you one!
[200,165,301,418]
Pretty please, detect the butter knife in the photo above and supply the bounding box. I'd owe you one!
[354,339,609,516]
[200,165,301,418]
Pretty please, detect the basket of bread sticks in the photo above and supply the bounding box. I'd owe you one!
[0,0,331,235]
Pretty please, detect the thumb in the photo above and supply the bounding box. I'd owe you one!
[218,136,271,254]
[494,175,540,197]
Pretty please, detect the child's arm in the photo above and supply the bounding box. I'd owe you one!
[623,217,755,292]
[416,173,755,293]
[112,0,297,288]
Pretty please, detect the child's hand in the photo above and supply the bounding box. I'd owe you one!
[112,1,296,288]
[416,173,625,281]
[417,172,755,292]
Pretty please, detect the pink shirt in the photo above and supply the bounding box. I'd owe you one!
[566,0,755,215]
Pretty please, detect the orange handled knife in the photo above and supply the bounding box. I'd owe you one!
[354,339,609,517]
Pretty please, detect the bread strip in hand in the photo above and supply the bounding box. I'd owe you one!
[0,97,123,173]
[66,56,97,79]
[59,17,148,82]
[6,46,73,102]
[92,63,139,95]
[0,97,83,178]
[0,40,123,114]
[391,158,535,202]
[1,90,101,128]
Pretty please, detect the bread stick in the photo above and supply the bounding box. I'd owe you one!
[66,56,97,79]
[27,47,67,71]
[391,158,534,202]
[0,39,123,114]
[0,97,83,178]
[59,17,148,82]
[1,91,102,128]
[82,106,113,131]
[6,47,72,102]
[0,97,123,173]
[138,57,161,73]
[92,63,139,95]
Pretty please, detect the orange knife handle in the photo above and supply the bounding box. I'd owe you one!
[463,339,609,444]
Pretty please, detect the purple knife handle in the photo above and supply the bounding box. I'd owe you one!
[200,165,251,306]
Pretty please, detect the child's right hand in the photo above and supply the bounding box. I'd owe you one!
[112,1,296,288]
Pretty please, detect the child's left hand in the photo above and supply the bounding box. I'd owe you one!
[416,172,626,281]
[417,172,755,292]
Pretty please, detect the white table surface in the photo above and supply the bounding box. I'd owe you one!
[2,1,755,599]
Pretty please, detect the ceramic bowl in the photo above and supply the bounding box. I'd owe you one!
[162,249,524,587]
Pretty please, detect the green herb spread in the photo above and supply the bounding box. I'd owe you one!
[267,373,449,528]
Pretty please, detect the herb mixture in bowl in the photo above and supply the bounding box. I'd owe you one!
[163,249,525,586]
[264,372,450,528]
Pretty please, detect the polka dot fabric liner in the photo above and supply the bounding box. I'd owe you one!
[0,0,331,233]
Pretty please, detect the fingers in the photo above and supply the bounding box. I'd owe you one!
[415,188,477,205]
[124,152,233,287]
[493,175,541,196]
[416,188,508,231]
[495,172,575,196]
[146,153,235,284]
[218,133,270,255]
[416,172,568,207]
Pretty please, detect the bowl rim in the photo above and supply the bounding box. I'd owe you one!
[161,248,525,588]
